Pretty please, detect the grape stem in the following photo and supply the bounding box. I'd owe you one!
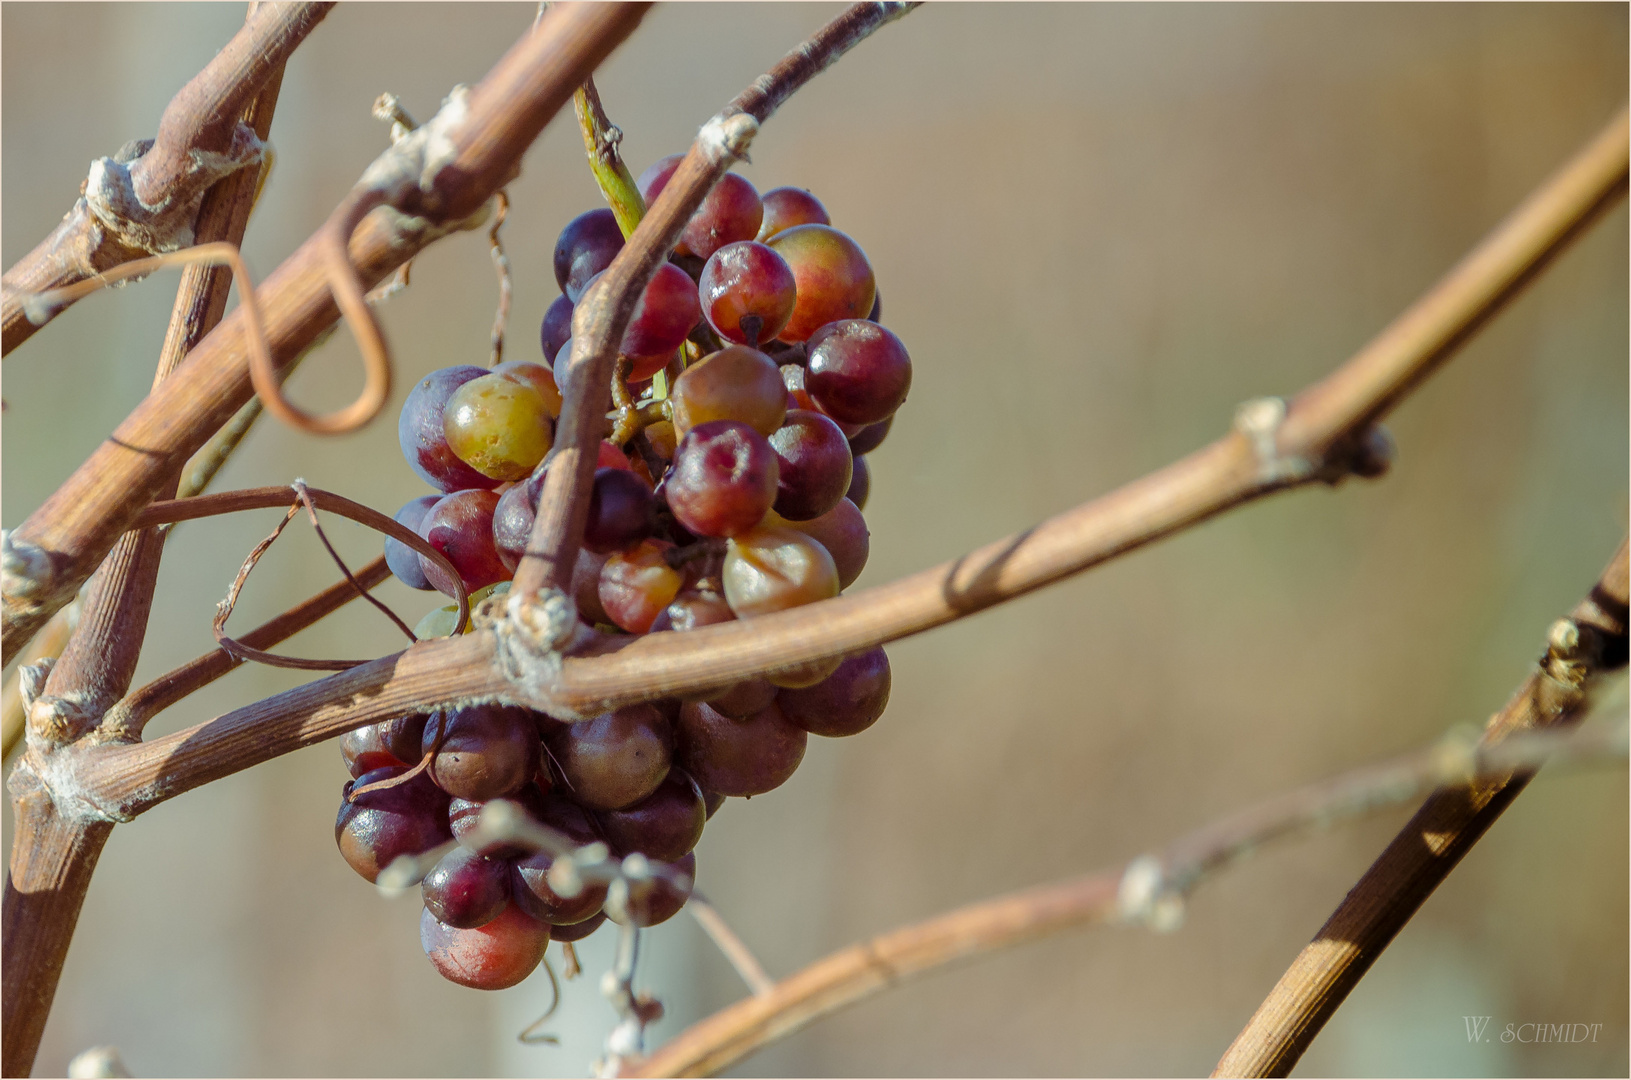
[629,677,1629,1079]
[576,76,647,238]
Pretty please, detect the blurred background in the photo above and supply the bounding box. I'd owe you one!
[3,3,1627,1076]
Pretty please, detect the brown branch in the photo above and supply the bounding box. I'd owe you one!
[0,2,331,356]
[630,717,1629,1078]
[0,2,651,667]
[511,0,918,631]
[1211,539,1630,1078]
[100,557,390,742]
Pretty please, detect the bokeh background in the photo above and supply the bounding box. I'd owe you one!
[3,3,1627,1076]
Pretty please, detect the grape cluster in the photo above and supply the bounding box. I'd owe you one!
[346,161,907,990]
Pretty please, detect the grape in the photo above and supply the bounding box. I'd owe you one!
[665,421,779,539]
[638,156,764,259]
[583,264,700,374]
[780,364,864,437]
[767,655,842,690]
[676,700,806,797]
[511,793,609,925]
[607,851,695,928]
[722,525,838,618]
[540,294,574,364]
[385,495,439,591]
[699,242,797,346]
[491,480,536,573]
[399,366,502,493]
[554,208,624,302]
[867,288,882,323]
[705,677,778,719]
[573,547,613,625]
[549,910,606,943]
[419,489,510,597]
[769,498,868,590]
[547,704,672,811]
[777,647,891,737]
[335,766,452,884]
[847,455,871,511]
[596,768,705,861]
[494,359,563,419]
[804,320,912,425]
[422,705,541,802]
[650,589,734,633]
[701,788,725,819]
[420,903,550,990]
[846,415,892,456]
[756,186,830,242]
[422,846,513,929]
[450,782,552,858]
[340,714,428,778]
[671,346,786,438]
[770,410,853,521]
[766,225,876,343]
[584,467,657,554]
[443,373,554,481]
[599,539,683,633]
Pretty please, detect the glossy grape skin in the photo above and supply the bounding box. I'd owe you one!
[340,714,428,778]
[335,766,452,884]
[386,495,439,590]
[778,647,891,737]
[547,704,673,811]
[671,346,786,438]
[399,366,502,493]
[847,455,871,511]
[780,363,864,437]
[540,294,574,364]
[420,903,550,990]
[677,700,807,797]
[554,208,624,302]
[699,241,797,346]
[770,410,853,521]
[549,910,606,942]
[419,489,510,597]
[422,705,540,802]
[804,320,912,425]
[665,421,779,539]
[510,794,609,925]
[599,539,682,633]
[422,846,513,929]
[491,480,536,573]
[768,499,869,590]
[722,525,839,618]
[494,359,563,419]
[584,264,701,371]
[584,468,657,554]
[443,373,554,481]
[450,782,552,858]
[607,851,696,928]
[766,225,876,343]
[756,187,830,242]
[639,156,764,259]
[847,415,892,456]
[596,768,706,861]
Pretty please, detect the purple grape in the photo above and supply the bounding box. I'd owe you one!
[847,455,870,511]
[418,489,510,597]
[705,677,779,719]
[607,851,695,928]
[547,704,673,811]
[584,467,657,554]
[335,766,452,884]
[847,416,892,456]
[540,294,573,364]
[596,768,706,861]
[701,788,725,819]
[386,494,440,590]
[665,420,779,539]
[699,241,796,346]
[422,846,513,929]
[805,320,912,426]
[770,410,853,521]
[399,366,503,493]
[554,208,625,302]
[676,700,806,797]
[777,647,891,737]
[492,478,538,573]
[422,705,541,803]
[548,910,606,942]
[340,714,428,778]
[511,793,608,925]
[450,782,552,858]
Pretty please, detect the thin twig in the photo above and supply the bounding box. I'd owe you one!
[489,191,513,365]
[628,716,1629,1078]
[688,895,775,998]
[1212,540,1629,1077]
[1,604,77,766]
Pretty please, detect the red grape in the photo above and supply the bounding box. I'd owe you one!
[341,714,428,778]
[422,846,512,929]
[596,768,705,861]
[399,366,502,493]
[770,410,853,521]
[419,489,510,597]
[422,705,540,802]
[607,851,695,928]
[777,647,891,737]
[756,186,830,242]
[554,208,624,302]
[584,263,700,374]
[510,793,609,925]
[676,699,806,797]
[671,346,786,438]
[665,421,779,539]
[699,241,796,346]
[804,319,912,425]
[420,903,550,990]
[547,704,673,811]
[638,156,764,259]
[335,766,452,884]
[766,225,876,343]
